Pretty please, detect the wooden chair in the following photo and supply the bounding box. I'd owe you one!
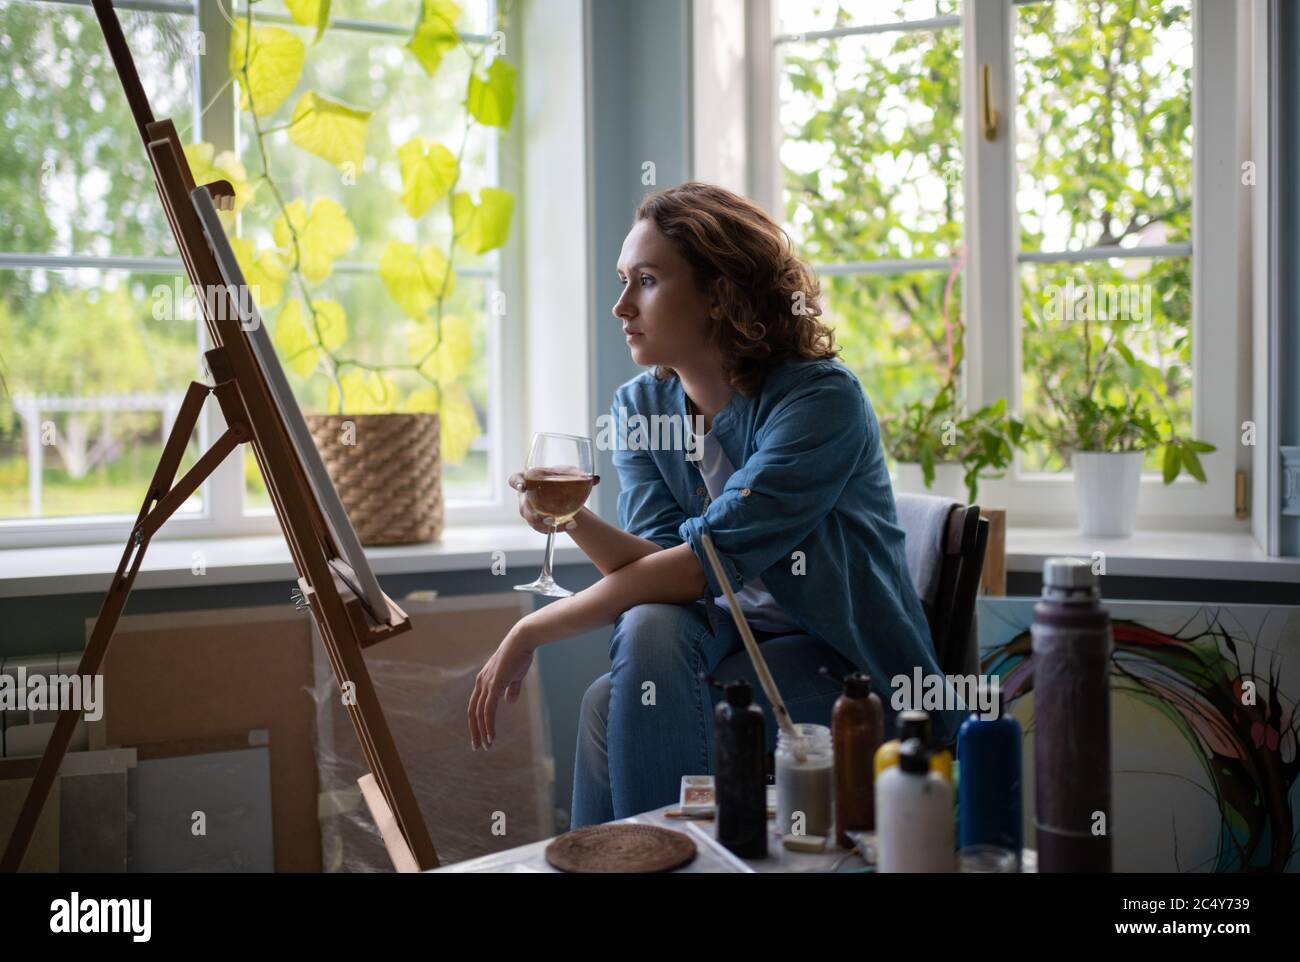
[895,496,990,682]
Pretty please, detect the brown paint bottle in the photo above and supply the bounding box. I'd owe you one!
[830,671,884,846]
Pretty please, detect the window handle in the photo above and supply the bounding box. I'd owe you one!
[981,63,1000,141]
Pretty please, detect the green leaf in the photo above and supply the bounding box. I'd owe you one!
[451,188,514,254]
[407,315,473,383]
[287,92,371,171]
[230,18,305,117]
[1180,445,1207,483]
[406,0,462,76]
[328,371,397,414]
[919,444,935,487]
[272,198,357,284]
[467,58,517,128]
[229,237,289,310]
[1161,443,1180,484]
[379,241,457,319]
[284,0,331,43]
[402,387,441,414]
[437,383,482,464]
[397,138,458,218]
[273,300,318,377]
[306,299,348,353]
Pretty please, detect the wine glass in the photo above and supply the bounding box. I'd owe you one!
[514,432,596,598]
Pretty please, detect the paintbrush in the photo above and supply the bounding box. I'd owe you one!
[699,532,803,758]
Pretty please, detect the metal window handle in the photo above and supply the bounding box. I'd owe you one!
[981,63,1000,141]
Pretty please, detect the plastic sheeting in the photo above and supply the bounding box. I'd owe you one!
[308,598,555,872]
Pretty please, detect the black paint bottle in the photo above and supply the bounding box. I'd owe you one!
[714,679,768,859]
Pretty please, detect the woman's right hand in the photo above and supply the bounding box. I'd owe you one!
[509,472,579,535]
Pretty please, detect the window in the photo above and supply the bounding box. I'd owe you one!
[777,0,963,412]
[1014,0,1193,474]
[0,0,516,547]
[0,0,203,536]
[754,0,1242,527]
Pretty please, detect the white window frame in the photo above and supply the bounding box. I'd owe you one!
[0,0,521,549]
[735,0,1250,532]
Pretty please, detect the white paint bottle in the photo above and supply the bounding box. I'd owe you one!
[875,738,955,873]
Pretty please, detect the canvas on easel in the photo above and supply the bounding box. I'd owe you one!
[2,0,438,872]
[189,190,389,624]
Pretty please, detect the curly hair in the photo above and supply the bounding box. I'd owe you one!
[633,182,837,395]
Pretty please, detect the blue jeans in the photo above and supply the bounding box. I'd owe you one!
[570,601,858,828]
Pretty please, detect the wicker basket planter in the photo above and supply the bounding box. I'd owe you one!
[305,412,443,545]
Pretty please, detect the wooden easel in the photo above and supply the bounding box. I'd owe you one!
[2,0,437,872]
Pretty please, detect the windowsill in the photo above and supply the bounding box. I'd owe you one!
[1005,528,1300,585]
[2,525,1297,600]
[0,525,588,599]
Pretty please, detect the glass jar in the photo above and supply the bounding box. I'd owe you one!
[775,723,833,839]
[958,844,1019,873]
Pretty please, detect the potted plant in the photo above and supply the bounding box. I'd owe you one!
[193,1,516,544]
[880,338,1027,505]
[1027,271,1215,537]
[1037,391,1214,537]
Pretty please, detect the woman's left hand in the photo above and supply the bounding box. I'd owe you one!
[467,622,537,750]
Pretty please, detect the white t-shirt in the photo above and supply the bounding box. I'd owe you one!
[694,427,800,635]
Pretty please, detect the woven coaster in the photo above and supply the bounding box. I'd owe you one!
[544,824,697,873]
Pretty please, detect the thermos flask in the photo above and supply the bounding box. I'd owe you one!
[1031,557,1112,872]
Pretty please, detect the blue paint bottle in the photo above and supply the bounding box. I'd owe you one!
[956,692,1022,863]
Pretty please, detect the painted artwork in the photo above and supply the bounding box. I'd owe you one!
[978,600,1300,872]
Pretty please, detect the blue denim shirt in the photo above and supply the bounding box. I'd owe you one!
[611,357,957,744]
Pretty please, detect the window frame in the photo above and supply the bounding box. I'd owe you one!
[0,0,520,549]
[740,0,1249,531]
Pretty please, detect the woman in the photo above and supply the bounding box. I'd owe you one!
[467,182,953,828]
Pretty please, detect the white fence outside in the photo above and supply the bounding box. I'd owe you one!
[9,392,185,517]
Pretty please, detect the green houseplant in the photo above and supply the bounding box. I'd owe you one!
[188,0,515,543]
[1032,326,1215,537]
[879,332,1027,506]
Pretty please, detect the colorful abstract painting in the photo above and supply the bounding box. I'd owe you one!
[978,600,1300,872]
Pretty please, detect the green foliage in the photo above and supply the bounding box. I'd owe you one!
[781,0,1197,482]
[1015,0,1196,476]
[0,6,209,512]
[407,0,463,76]
[1032,356,1214,485]
[0,2,511,518]
[878,336,1029,503]
[214,2,518,464]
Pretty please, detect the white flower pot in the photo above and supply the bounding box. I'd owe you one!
[893,461,969,503]
[1071,450,1142,537]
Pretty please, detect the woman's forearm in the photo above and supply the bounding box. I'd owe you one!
[566,507,664,576]
[517,543,708,648]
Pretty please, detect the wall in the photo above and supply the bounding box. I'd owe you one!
[585,0,693,518]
